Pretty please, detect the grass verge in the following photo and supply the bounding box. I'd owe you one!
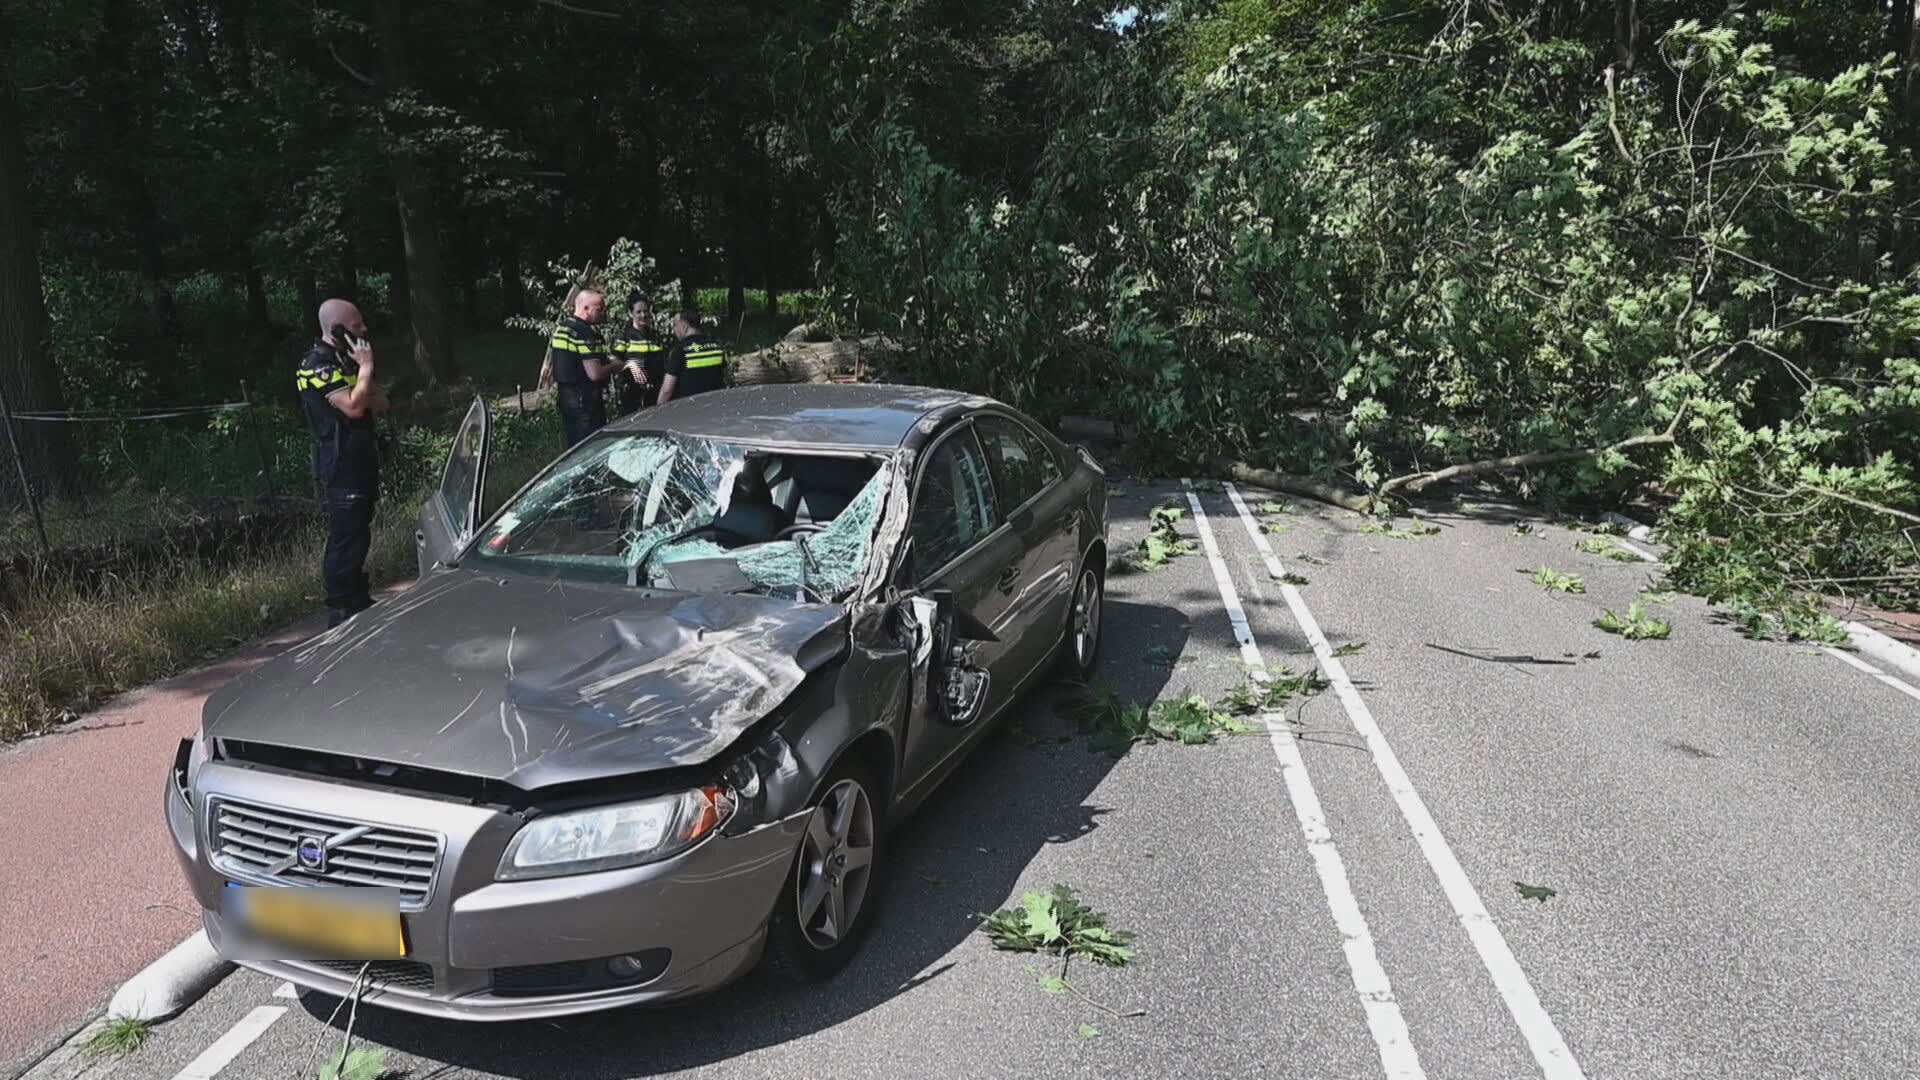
[0,499,420,744]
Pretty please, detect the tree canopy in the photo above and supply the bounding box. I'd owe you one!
[1,0,1915,619]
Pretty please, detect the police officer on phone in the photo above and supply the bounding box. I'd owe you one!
[297,299,390,629]
[609,293,666,417]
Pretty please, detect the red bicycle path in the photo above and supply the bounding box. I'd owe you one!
[0,585,407,1078]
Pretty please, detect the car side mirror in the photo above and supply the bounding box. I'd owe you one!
[931,588,998,644]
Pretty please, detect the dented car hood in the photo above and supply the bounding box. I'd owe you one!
[201,570,849,790]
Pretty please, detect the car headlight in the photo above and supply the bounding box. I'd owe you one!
[497,786,734,880]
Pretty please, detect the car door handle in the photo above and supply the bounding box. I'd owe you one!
[997,565,1021,593]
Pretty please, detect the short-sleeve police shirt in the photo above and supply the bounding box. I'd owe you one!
[548,315,607,387]
[664,334,727,398]
[296,342,379,493]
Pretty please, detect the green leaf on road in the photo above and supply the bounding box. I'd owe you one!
[1595,602,1672,640]
[320,1048,390,1080]
[1531,567,1586,593]
[1515,882,1557,903]
[1078,1023,1102,1039]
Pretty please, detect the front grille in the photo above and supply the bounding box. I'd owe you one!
[302,958,437,993]
[208,797,441,910]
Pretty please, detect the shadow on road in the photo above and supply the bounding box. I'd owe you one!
[299,598,1190,1078]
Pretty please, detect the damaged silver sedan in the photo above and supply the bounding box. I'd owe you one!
[165,384,1108,1020]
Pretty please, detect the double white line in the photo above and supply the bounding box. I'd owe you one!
[1183,480,1585,1080]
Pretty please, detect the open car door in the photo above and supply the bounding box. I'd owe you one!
[415,396,491,575]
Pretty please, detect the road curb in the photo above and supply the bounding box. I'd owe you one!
[105,930,232,1023]
[1601,511,1658,543]
[1845,621,1920,685]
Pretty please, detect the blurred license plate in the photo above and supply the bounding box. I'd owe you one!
[224,884,406,960]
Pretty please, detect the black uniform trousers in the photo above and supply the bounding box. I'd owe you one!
[557,384,607,448]
[323,488,378,628]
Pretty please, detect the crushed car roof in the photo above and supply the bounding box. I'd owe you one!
[606,383,994,450]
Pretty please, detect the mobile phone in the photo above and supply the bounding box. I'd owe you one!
[330,324,364,372]
[331,323,366,352]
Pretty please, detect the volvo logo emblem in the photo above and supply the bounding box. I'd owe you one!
[295,834,329,873]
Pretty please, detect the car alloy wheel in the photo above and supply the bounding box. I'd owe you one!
[794,778,877,951]
[1070,567,1102,670]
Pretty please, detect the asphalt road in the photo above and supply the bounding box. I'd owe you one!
[28,479,1920,1080]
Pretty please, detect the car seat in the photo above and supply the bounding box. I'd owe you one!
[765,456,876,526]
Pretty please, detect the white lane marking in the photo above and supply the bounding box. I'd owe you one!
[1588,523,1920,705]
[1180,482,1426,1079]
[1615,539,1659,563]
[1825,647,1882,676]
[1827,643,1920,702]
[1872,671,1920,703]
[1218,481,1587,1080]
[168,1005,286,1080]
[273,981,298,999]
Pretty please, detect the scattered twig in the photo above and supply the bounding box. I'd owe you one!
[327,42,375,87]
[533,0,622,17]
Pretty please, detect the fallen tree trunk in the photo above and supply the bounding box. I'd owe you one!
[1206,457,1373,514]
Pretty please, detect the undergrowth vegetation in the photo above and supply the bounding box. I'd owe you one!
[0,408,561,743]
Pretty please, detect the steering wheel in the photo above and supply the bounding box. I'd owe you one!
[777,522,827,540]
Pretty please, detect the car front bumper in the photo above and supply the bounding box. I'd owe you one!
[168,758,809,1021]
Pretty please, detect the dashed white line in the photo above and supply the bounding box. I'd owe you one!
[167,1005,286,1080]
[1180,482,1426,1079]
[1214,481,1587,1080]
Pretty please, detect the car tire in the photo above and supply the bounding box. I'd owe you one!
[763,760,886,983]
[1055,557,1104,682]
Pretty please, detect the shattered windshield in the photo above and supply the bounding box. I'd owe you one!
[468,432,892,602]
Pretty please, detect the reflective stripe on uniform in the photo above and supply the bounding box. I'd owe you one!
[549,334,599,353]
[296,370,355,392]
[615,341,663,354]
[682,346,725,369]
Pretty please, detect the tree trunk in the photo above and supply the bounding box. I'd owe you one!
[387,229,410,340]
[0,39,75,496]
[333,243,358,299]
[296,275,319,334]
[727,255,747,326]
[498,235,526,317]
[452,207,480,323]
[99,0,180,346]
[373,3,455,384]
[244,261,269,329]
[763,190,780,317]
[1613,0,1638,74]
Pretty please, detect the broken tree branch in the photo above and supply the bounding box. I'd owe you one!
[1808,486,1920,526]
[1604,66,1636,165]
[327,42,375,87]
[1206,458,1373,514]
[1377,428,1678,499]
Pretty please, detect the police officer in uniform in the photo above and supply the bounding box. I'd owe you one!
[297,298,390,629]
[548,288,614,446]
[609,293,666,417]
[657,310,727,404]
